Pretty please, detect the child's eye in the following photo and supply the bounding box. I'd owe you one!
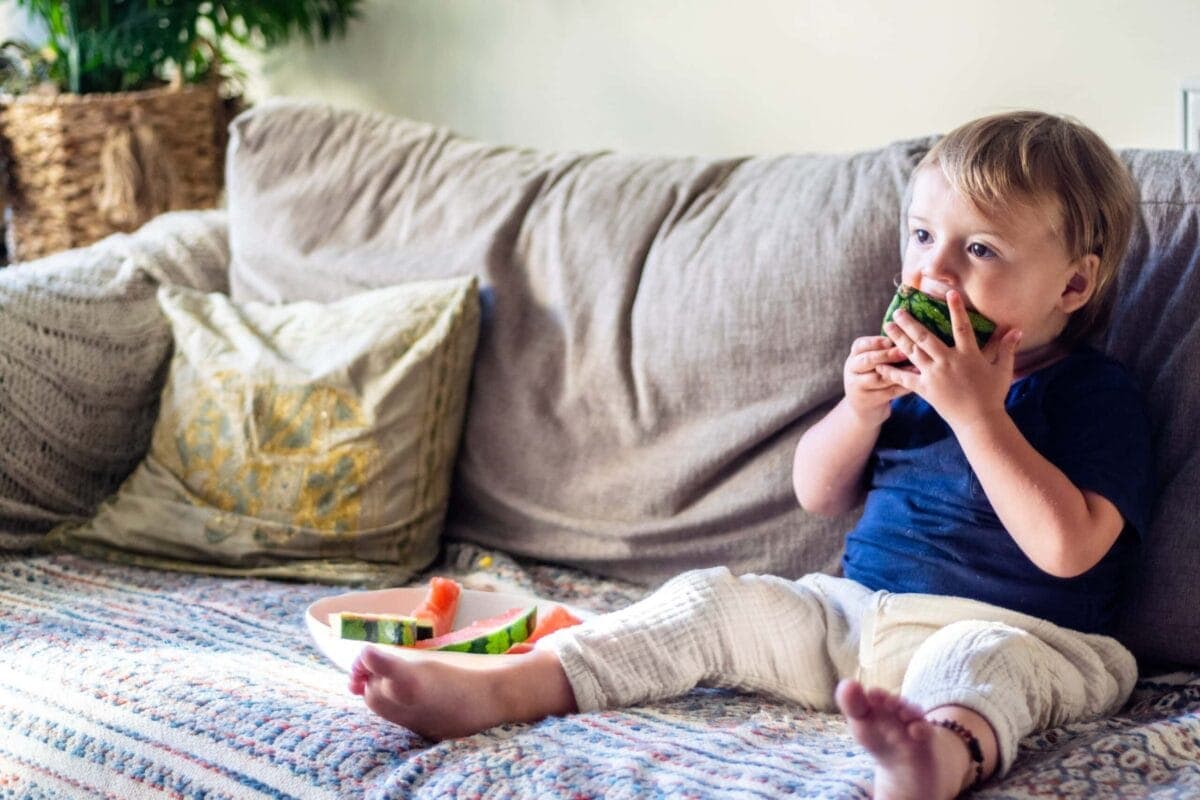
[913,229,931,244]
[967,242,995,258]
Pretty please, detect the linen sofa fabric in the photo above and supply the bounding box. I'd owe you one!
[227,100,931,585]
[1108,150,1200,667]
[226,101,1200,666]
[47,277,480,585]
[0,211,229,551]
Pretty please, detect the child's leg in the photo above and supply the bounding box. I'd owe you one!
[350,567,874,738]
[898,619,1136,782]
[829,599,1135,800]
[543,567,871,712]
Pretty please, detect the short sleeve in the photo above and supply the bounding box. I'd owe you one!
[1040,357,1155,538]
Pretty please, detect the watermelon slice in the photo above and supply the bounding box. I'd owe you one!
[505,605,584,654]
[882,284,996,349]
[329,612,433,646]
[414,606,537,654]
[408,577,462,637]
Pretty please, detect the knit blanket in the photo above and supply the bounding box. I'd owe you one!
[2,545,1199,799]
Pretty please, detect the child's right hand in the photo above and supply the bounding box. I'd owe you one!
[843,336,910,426]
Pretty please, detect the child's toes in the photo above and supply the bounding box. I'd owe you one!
[835,679,872,719]
[865,686,897,713]
[897,698,925,723]
[358,645,405,676]
[906,718,931,742]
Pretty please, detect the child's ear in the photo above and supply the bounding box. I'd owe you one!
[1059,254,1101,314]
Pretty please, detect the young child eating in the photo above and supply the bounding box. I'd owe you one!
[348,110,1154,800]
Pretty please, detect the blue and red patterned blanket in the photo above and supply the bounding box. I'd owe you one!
[2,546,1198,799]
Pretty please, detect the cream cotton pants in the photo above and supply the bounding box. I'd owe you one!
[541,567,1137,777]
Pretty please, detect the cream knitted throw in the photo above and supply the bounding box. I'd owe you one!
[0,210,229,550]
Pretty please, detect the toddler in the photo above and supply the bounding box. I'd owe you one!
[348,111,1154,800]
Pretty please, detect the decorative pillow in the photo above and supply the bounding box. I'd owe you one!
[0,210,229,552]
[45,276,480,586]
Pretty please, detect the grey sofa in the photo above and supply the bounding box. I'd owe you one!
[1,100,1198,798]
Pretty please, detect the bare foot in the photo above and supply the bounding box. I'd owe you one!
[835,679,973,800]
[348,646,577,740]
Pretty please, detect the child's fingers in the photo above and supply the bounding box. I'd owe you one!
[885,313,936,366]
[875,363,919,392]
[852,346,905,374]
[945,290,979,352]
[999,329,1022,365]
[850,335,894,355]
[982,326,1022,363]
[862,382,911,403]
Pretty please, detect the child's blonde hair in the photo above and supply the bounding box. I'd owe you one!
[918,111,1138,347]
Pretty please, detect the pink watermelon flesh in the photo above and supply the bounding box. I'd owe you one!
[506,605,583,654]
[412,606,536,653]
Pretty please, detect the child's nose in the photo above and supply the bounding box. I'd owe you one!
[920,244,961,286]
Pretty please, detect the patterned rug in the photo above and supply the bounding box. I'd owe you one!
[1,546,1198,799]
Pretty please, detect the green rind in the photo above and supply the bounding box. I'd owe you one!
[329,612,433,645]
[882,285,996,349]
[433,606,538,654]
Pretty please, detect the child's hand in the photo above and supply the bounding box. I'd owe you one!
[876,290,1022,431]
[844,335,910,426]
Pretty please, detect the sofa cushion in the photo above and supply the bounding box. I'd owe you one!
[0,211,229,551]
[45,277,480,585]
[227,99,931,586]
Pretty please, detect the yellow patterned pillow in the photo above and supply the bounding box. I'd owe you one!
[45,277,479,585]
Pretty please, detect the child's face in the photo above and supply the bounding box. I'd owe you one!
[901,165,1097,359]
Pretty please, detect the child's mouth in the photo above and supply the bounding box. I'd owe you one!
[882,284,997,349]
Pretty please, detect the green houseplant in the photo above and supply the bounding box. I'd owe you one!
[0,0,363,262]
[4,1,363,94]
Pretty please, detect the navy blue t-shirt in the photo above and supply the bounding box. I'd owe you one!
[841,346,1154,634]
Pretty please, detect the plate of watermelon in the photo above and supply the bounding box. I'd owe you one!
[305,577,589,671]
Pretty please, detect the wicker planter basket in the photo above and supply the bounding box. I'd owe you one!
[0,81,225,263]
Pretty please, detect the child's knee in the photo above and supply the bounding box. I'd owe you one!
[907,620,1039,682]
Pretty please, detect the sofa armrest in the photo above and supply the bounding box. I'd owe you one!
[0,209,231,549]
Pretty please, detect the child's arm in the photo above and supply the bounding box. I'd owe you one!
[953,415,1125,577]
[793,336,909,517]
[877,291,1124,578]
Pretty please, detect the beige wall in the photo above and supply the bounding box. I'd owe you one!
[239,0,1200,155]
[9,2,1200,156]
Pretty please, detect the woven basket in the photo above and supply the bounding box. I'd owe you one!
[0,81,225,263]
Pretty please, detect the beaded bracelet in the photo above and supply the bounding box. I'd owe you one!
[931,718,985,790]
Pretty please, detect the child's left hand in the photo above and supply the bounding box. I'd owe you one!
[876,290,1022,432]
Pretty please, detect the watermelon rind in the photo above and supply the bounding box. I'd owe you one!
[329,612,434,646]
[420,606,538,655]
[882,285,996,349]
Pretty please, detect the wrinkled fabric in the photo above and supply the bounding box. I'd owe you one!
[545,567,1136,776]
[222,100,1200,668]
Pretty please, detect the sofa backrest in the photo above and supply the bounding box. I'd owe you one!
[226,101,1200,668]
[1103,150,1200,666]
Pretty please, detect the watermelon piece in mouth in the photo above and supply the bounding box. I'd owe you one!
[882,284,996,349]
[413,606,538,654]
